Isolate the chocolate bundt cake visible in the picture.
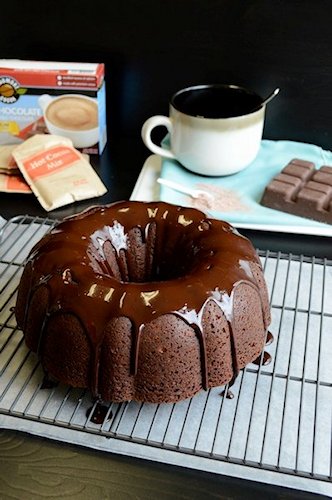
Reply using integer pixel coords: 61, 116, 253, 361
15, 201, 271, 403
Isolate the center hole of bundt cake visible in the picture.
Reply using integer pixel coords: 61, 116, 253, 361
88, 222, 199, 283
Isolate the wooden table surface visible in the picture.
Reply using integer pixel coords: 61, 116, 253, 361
0, 429, 325, 499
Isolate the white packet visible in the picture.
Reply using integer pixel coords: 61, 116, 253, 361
13, 134, 107, 211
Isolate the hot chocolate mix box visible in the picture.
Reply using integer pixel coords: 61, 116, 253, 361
0, 60, 107, 154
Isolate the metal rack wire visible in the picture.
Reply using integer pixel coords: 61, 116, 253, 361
0, 215, 331, 486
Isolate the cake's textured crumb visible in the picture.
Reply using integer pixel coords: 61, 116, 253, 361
15, 201, 271, 403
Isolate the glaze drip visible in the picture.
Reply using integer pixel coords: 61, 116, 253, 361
18, 201, 270, 399
86, 403, 111, 424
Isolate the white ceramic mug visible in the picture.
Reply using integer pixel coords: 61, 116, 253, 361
39, 94, 99, 148
141, 84, 266, 176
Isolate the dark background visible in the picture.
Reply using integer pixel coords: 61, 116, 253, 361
3, 0, 331, 148
1, 1, 331, 248
1, 3, 332, 497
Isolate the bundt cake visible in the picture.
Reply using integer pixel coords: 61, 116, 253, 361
15, 201, 271, 403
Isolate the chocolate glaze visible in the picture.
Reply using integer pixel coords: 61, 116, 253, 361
86, 403, 111, 424
221, 388, 234, 399
18, 201, 269, 398
266, 331, 274, 345
41, 373, 59, 389
252, 351, 272, 366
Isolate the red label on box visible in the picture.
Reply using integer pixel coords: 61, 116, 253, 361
0, 64, 104, 90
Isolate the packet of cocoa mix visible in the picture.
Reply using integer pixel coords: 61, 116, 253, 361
0, 173, 32, 193
0, 144, 20, 175
12, 134, 107, 211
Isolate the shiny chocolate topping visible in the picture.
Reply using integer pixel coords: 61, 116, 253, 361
22, 201, 268, 397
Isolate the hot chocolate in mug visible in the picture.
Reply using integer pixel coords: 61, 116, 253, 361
141, 84, 266, 176
39, 94, 99, 148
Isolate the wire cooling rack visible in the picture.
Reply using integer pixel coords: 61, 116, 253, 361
0, 215, 332, 494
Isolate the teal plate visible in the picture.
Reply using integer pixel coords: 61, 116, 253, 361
159, 139, 332, 235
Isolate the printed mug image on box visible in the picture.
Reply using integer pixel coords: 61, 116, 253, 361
0, 60, 107, 155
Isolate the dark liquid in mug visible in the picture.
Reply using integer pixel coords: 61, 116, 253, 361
172, 85, 262, 119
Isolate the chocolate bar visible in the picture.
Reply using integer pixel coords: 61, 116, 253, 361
261, 159, 332, 224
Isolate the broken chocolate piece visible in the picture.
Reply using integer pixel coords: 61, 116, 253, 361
261, 158, 332, 225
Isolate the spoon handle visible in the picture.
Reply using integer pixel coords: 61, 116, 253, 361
157, 178, 197, 197
261, 87, 280, 107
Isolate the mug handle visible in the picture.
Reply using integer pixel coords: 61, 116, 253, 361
141, 115, 175, 159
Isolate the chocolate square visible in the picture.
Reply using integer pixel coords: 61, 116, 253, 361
261, 159, 332, 224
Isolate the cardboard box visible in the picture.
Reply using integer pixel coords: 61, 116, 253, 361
0, 60, 107, 155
